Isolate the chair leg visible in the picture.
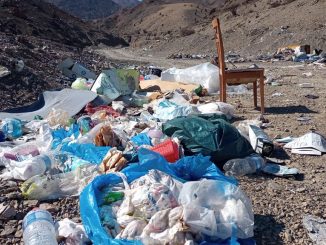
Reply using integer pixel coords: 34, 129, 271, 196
253, 81, 257, 108
219, 81, 223, 102
222, 80, 227, 102
259, 74, 265, 114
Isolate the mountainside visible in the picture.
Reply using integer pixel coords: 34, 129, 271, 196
103, 0, 326, 56
45, 0, 141, 20
112, 0, 141, 8
0, 0, 128, 47
0, 0, 127, 109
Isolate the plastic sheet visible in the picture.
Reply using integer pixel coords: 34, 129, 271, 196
161, 63, 219, 93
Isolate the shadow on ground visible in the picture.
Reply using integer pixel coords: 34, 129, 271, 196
254, 214, 285, 245
263, 105, 318, 115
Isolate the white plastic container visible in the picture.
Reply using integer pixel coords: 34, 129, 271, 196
23, 209, 58, 245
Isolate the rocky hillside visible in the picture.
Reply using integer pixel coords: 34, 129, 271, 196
45, 0, 141, 20
103, 0, 326, 56
0, 0, 128, 47
0, 0, 127, 109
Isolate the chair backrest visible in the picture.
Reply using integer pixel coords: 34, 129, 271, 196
212, 18, 226, 77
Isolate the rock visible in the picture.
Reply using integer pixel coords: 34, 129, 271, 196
0, 226, 16, 237
296, 187, 306, 193
39, 203, 57, 212
0, 203, 17, 220
14, 229, 22, 238
284, 230, 293, 242
0, 66, 11, 78
6, 181, 17, 188
15, 212, 25, 221
23, 200, 39, 207
6, 192, 21, 200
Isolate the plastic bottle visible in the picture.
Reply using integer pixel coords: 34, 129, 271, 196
0, 152, 66, 180
0, 118, 23, 139
23, 209, 58, 245
223, 154, 265, 177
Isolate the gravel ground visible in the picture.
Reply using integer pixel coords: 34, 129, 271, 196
0, 48, 325, 244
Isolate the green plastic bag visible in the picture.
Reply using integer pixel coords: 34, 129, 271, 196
162, 114, 254, 168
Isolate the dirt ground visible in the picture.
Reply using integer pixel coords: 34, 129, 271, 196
98, 47, 326, 245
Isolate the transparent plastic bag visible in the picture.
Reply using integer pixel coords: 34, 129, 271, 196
21, 165, 99, 200
161, 63, 219, 93
179, 179, 254, 240
46, 108, 70, 127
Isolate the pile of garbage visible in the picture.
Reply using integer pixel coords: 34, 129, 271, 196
1, 59, 325, 245
257, 44, 325, 64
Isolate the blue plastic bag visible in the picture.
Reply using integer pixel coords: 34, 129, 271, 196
60, 143, 110, 164
130, 133, 152, 147
80, 148, 242, 244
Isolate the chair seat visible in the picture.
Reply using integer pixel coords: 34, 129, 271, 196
226, 68, 264, 73
225, 68, 264, 84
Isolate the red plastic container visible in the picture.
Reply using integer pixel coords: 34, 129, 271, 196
151, 139, 179, 163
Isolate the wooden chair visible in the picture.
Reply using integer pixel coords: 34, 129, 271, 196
212, 18, 265, 113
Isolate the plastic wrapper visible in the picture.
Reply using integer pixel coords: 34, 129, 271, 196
94, 125, 120, 147
46, 108, 70, 127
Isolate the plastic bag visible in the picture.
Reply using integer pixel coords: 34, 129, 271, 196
21, 164, 99, 200
161, 63, 219, 93
153, 100, 199, 121
46, 108, 70, 127
179, 179, 254, 240
197, 102, 235, 120
80, 149, 238, 244
162, 115, 254, 168
56, 218, 90, 245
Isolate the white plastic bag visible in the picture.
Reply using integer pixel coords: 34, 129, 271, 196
179, 179, 254, 240
161, 63, 219, 93
197, 102, 235, 120
57, 218, 90, 245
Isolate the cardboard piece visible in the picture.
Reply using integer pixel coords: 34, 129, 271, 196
140, 79, 197, 93
58, 58, 97, 80
285, 132, 326, 155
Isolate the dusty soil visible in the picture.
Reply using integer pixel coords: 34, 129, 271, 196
96, 47, 326, 245
103, 0, 326, 57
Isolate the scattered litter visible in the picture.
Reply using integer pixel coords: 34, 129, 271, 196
285, 132, 326, 155
303, 215, 326, 245
262, 163, 299, 177
248, 125, 274, 157
274, 136, 294, 144
299, 83, 314, 88
272, 92, 284, 97
58, 58, 96, 80
305, 94, 319, 99
302, 72, 313, 77
161, 62, 219, 93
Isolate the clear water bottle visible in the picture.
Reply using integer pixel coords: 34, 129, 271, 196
23, 209, 58, 245
223, 154, 265, 177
